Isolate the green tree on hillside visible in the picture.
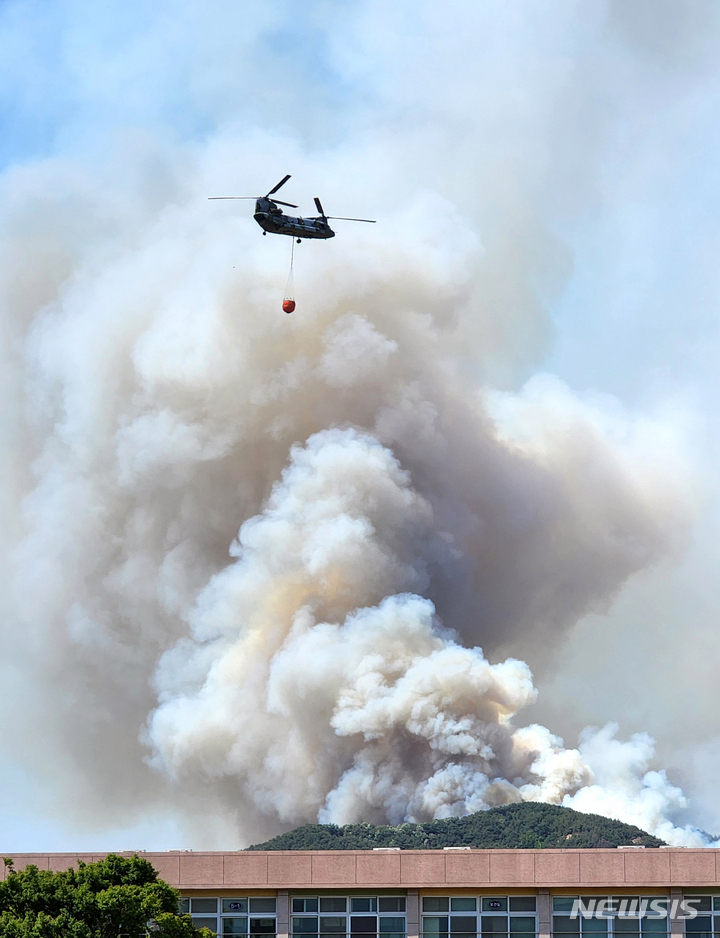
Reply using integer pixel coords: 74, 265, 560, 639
249, 802, 665, 850
0, 854, 213, 938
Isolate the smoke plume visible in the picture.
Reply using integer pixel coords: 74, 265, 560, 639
146, 422, 690, 838
1, 0, 719, 848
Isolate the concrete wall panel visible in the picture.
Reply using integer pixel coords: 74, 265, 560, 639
3, 849, 720, 890
669, 851, 716, 885
578, 852, 625, 885
148, 854, 181, 886
357, 852, 401, 886
2, 855, 50, 877
180, 853, 224, 886
267, 853, 312, 885
534, 852, 580, 885
489, 852, 535, 885
623, 851, 670, 885
224, 853, 269, 886
400, 853, 446, 885
445, 853, 490, 885
51, 854, 97, 872
312, 853, 357, 885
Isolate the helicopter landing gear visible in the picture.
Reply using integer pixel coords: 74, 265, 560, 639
297, 238, 302, 243
263, 231, 267, 235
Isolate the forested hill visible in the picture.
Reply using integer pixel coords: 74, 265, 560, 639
249, 803, 664, 850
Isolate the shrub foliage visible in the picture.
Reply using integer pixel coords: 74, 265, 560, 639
0, 853, 213, 938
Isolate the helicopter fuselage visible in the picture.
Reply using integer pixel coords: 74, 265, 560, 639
253, 197, 335, 239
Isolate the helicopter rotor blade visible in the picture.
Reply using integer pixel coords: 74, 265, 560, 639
326, 216, 376, 223
266, 174, 292, 196
208, 196, 298, 208
314, 197, 325, 216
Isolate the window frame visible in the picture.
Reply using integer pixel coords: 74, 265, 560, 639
421, 896, 538, 938
290, 896, 407, 938
551, 896, 671, 938
183, 896, 277, 937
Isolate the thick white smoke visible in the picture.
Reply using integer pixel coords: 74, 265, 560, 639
1, 0, 719, 848
145, 423, 698, 844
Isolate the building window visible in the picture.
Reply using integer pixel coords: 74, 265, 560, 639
322, 916, 347, 936
194, 900, 220, 915
296, 901, 320, 914
421, 896, 537, 938
690, 900, 713, 913
422, 915, 449, 938
193, 919, 219, 933
353, 900, 379, 914
322, 900, 348, 913
381, 917, 407, 938
685, 897, 712, 938
191, 898, 219, 933
483, 901, 508, 913
181, 896, 276, 937
294, 918, 320, 935
452, 917, 478, 937
225, 901, 251, 914
381, 901, 407, 914
511, 902, 537, 914
424, 901, 450, 914
251, 919, 277, 934
252, 900, 278, 914
224, 921, 249, 935
686, 920, 712, 938
291, 897, 407, 938
552, 896, 669, 938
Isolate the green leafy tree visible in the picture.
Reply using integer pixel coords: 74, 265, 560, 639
0, 854, 214, 938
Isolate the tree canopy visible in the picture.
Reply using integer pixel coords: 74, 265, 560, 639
249, 802, 665, 850
0, 853, 213, 938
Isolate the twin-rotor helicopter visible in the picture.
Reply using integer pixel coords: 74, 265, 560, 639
209, 174, 375, 313
209, 174, 375, 242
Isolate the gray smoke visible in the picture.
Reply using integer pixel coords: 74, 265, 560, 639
146, 420, 694, 841
1, 0, 718, 847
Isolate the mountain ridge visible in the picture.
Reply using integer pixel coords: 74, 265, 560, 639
249, 802, 664, 851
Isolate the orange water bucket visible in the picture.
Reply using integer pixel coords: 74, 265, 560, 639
282, 298, 296, 314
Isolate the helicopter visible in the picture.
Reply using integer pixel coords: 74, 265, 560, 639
208, 174, 376, 241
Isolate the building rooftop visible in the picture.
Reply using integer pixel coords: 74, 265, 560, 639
2, 849, 720, 890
